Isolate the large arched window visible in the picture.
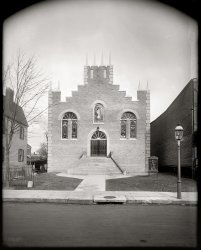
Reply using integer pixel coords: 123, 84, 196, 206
62, 112, 77, 139
120, 112, 137, 139
94, 103, 104, 123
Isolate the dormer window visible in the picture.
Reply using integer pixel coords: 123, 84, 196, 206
90, 69, 93, 79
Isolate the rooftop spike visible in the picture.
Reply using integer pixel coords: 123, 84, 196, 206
138, 81, 141, 90
85, 54, 88, 66
93, 53, 96, 65
109, 51, 111, 65
146, 81, 149, 91
49, 81, 52, 91
101, 51, 104, 66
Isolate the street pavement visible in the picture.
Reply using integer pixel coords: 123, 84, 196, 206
3, 202, 197, 247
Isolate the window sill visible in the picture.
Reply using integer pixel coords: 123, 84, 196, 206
120, 138, 137, 140
61, 138, 78, 140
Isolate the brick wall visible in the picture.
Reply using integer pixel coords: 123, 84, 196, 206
151, 80, 196, 168
48, 65, 150, 174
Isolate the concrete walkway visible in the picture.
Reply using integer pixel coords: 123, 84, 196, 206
3, 189, 197, 205
74, 175, 105, 191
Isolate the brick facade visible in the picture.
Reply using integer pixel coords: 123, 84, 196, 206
150, 79, 198, 171
48, 64, 150, 174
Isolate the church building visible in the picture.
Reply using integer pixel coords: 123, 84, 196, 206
48, 59, 150, 175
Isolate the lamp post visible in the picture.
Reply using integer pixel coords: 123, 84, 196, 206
175, 124, 184, 199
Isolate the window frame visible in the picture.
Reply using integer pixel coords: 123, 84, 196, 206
93, 103, 104, 124
19, 126, 24, 140
61, 112, 78, 140
18, 149, 24, 162
120, 112, 137, 139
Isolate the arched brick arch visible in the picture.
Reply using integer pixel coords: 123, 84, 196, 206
87, 128, 110, 157
58, 109, 81, 120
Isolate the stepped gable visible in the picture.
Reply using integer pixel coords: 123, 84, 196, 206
65, 64, 135, 105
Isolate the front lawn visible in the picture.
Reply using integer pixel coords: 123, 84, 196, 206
106, 173, 197, 192
5, 172, 83, 190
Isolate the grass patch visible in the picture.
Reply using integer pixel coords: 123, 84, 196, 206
6, 172, 83, 190
106, 173, 197, 192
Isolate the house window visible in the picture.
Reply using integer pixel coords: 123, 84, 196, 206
62, 112, 77, 139
120, 120, 127, 138
72, 120, 77, 138
120, 112, 137, 139
94, 103, 104, 123
62, 120, 68, 139
20, 126, 24, 139
18, 149, 24, 162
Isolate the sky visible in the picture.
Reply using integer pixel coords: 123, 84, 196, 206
3, 0, 198, 152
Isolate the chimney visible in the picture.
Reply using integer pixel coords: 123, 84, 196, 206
6, 88, 14, 103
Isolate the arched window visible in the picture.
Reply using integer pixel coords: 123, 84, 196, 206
62, 112, 77, 139
120, 112, 137, 139
94, 103, 104, 123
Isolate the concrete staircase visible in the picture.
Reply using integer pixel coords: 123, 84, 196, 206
68, 157, 123, 175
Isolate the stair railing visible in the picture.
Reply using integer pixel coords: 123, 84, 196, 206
109, 152, 127, 175
79, 151, 87, 159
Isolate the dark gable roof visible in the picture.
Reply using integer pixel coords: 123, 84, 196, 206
3, 96, 28, 127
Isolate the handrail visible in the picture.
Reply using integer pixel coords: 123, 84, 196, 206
110, 152, 127, 175
79, 151, 86, 159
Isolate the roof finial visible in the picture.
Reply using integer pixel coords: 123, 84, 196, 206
85, 53, 88, 66
101, 51, 104, 66
57, 81, 60, 90
146, 80, 149, 91
49, 81, 52, 91
109, 51, 111, 65
138, 81, 141, 90
93, 53, 96, 65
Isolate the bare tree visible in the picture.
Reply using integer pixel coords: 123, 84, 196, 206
3, 51, 49, 186
36, 142, 48, 158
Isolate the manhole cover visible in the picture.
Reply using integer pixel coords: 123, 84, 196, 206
104, 196, 116, 199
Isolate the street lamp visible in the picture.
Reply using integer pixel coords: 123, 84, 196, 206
175, 124, 184, 199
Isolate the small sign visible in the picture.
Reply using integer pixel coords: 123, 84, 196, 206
148, 156, 158, 173
27, 181, 33, 188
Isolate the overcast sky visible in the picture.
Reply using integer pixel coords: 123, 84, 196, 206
3, 0, 198, 152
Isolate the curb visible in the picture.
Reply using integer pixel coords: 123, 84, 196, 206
3, 198, 197, 205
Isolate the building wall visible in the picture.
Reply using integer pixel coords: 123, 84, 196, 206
48, 65, 150, 174
3, 118, 28, 167
151, 79, 197, 168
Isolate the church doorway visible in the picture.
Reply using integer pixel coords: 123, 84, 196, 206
90, 130, 107, 157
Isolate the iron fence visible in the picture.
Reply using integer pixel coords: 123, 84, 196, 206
6, 165, 34, 187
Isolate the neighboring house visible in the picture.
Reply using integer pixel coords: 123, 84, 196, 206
3, 87, 28, 168
48, 61, 150, 175
150, 78, 198, 177
30, 153, 47, 172
27, 144, 32, 164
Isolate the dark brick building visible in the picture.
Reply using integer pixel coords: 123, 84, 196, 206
151, 78, 198, 177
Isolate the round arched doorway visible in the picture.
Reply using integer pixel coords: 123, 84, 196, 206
90, 128, 107, 157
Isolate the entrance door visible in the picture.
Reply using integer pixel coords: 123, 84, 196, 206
91, 140, 107, 156
90, 130, 107, 157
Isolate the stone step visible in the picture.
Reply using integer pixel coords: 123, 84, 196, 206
68, 157, 122, 175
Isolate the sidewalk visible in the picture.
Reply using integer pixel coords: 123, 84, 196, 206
3, 189, 197, 205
